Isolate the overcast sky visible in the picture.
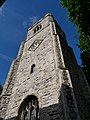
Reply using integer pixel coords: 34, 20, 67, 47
0, 0, 81, 86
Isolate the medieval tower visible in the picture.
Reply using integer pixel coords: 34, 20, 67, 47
0, 13, 90, 120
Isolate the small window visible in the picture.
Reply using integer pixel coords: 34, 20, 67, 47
37, 26, 39, 31
33, 24, 42, 34
31, 64, 35, 73
33, 29, 36, 34
39, 24, 42, 29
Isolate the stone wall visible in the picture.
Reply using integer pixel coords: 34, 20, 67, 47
54, 19, 90, 119
0, 42, 25, 119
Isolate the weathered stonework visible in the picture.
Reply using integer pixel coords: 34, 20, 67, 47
0, 13, 90, 120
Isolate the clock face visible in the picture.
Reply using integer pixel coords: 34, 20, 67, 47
28, 39, 43, 51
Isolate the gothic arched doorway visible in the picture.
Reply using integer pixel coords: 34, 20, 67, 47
18, 95, 39, 120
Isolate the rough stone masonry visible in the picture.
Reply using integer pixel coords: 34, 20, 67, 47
0, 13, 90, 120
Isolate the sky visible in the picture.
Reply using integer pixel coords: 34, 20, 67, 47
0, 0, 81, 86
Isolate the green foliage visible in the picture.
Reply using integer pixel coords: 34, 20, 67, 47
61, 0, 90, 52
78, 32, 90, 53
61, 0, 90, 86
0, 84, 3, 95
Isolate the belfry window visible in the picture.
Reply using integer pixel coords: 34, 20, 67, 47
19, 95, 39, 120
33, 24, 42, 34
31, 64, 35, 73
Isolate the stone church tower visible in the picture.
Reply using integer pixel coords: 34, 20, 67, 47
0, 13, 90, 120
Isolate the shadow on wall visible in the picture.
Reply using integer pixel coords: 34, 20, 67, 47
4, 95, 65, 120
18, 93, 64, 120
1, 83, 90, 120
4, 84, 79, 120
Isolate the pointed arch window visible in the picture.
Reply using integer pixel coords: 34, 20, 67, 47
19, 95, 39, 120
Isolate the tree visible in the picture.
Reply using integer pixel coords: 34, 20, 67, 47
0, 84, 3, 95
60, 0, 90, 86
